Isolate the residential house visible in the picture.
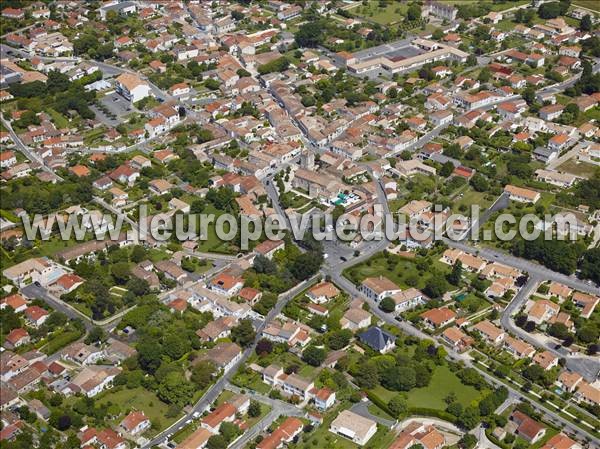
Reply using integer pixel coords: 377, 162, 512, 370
329, 410, 377, 446
358, 327, 396, 353
420, 307, 456, 330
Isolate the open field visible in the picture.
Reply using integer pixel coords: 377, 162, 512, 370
405, 365, 485, 410
344, 252, 450, 291
573, 0, 600, 12
96, 386, 180, 434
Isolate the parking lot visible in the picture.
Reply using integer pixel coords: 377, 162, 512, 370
96, 91, 135, 126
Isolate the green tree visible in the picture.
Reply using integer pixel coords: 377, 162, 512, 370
406, 4, 421, 21
447, 261, 463, 286
157, 371, 194, 406
326, 329, 353, 350
580, 14, 592, 31
231, 319, 256, 347
388, 395, 407, 417
440, 161, 455, 178
207, 434, 228, 449
248, 400, 261, 417
380, 297, 396, 313
302, 345, 326, 366
191, 361, 216, 388
295, 21, 324, 47
84, 326, 107, 345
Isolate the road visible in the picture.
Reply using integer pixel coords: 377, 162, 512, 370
0, 115, 64, 181
328, 259, 600, 444
142, 274, 319, 449
444, 239, 600, 296
501, 276, 600, 381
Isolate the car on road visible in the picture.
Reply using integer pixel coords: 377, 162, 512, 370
33, 281, 41, 287
340, 256, 347, 262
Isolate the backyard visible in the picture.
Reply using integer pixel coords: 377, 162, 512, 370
96, 386, 180, 435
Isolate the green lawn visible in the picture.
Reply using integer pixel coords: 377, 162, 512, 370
297, 402, 395, 449
573, 0, 600, 12
405, 365, 485, 410
47, 108, 70, 129
344, 252, 450, 291
349, 0, 407, 25
195, 204, 238, 254
370, 364, 484, 412
557, 159, 598, 179
451, 189, 493, 214
96, 387, 180, 434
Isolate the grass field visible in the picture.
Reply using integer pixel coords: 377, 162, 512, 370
451, 189, 493, 214
344, 252, 450, 291
47, 108, 70, 129
573, 0, 600, 12
96, 387, 179, 434
405, 365, 484, 409
348, 0, 408, 25
370, 364, 484, 412
557, 159, 598, 179
195, 204, 237, 254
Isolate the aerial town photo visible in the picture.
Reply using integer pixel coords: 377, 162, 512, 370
1, 1, 600, 449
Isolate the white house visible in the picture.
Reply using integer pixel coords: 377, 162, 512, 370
115, 73, 151, 103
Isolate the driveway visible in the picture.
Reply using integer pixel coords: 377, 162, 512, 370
350, 400, 396, 428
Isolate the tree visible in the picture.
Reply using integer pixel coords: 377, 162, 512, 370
354, 362, 379, 388
440, 162, 455, 178
380, 296, 396, 313
469, 173, 489, 192
388, 395, 407, 417
432, 29, 444, 40
548, 322, 570, 340
157, 371, 194, 406
290, 251, 323, 281
478, 67, 491, 83
423, 277, 449, 299
302, 345, 326, 366
447, 261, 463, 286
459, 406, 481, 430
580, 14, 592, 31
248, 400, 261, 417
406, 4, 421, 21
207, 435, 228, 449
255, 338, 273, 356
137, 337, 163, 374
579, 248, 600, 285
191, 361, 216, 388
84, 326, 107, 345
326, 329, 352, 350
459, 433, 477, 449
295, 21, 324, 48
231, 319, 256, 347
523, 364, 545, 383
538, 2, 562, 19
163, 333, 191, 360
577, 325, 599, 344
219, 421, 241, 443
381, 366, 416, 391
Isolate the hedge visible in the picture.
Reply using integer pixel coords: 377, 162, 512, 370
367, 390, 459, 425
42, 330, 83, 354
